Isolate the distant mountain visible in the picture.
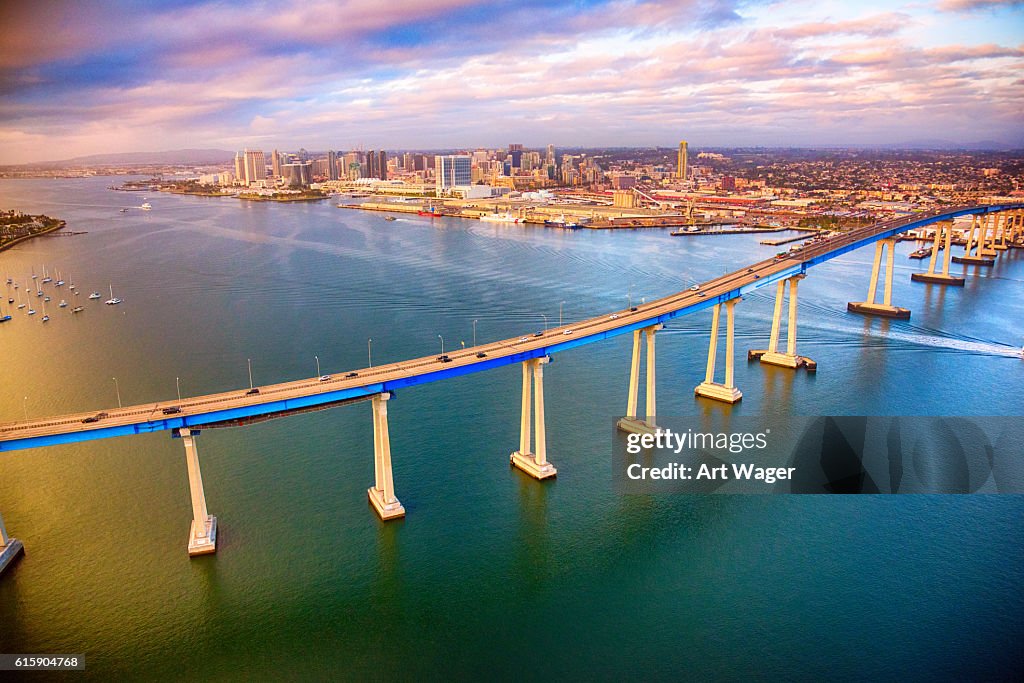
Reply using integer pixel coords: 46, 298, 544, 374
880, 139, 1019, 151
25, 148, 235, 167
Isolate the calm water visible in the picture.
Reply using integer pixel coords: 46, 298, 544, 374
1, 178, 1022, 680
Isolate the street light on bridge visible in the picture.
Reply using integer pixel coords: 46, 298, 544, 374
472, 319, 478, 347
315, 355, 321, 378
368, 338, 373, 368
541, 314, 548, 333
438, 334, 444, 356
247, 358, 253, 390
176, 376, 181, 403
112, 377, 122, 409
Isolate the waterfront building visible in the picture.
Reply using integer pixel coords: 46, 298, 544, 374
677, 140, 688, 180
244, 149, 267, 186
327, 150, 339, 181
234, 152, 245, 184
271, 150, 282, 177
435, 155, 472, 195
377, 151, 388, 180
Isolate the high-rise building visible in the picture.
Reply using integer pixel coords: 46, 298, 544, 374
365, 151, 377, 180
546, 144, 555, 166
282, 161, 312, 187
677, 141, 688, 180
327, 150, 338, 180
377, 150, 387, 180
508, 143, 523, 170
234, 152, 245, 183
271, 149, 281, 177
243, 149, 266, 185
435, 155, 472, 194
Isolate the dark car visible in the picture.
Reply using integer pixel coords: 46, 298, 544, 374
345, 372, 359, 378
82, 411, 109, 424
476, 352, 487, 358
162, 406, 182, 415
246, 388, 260, 395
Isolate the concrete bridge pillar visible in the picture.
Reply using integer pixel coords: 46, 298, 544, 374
748, 275, 816, 370
618, 323, 663, 434
368, 392, 405, 520
179, 428, 217, 556
695, 298, 743, 404
954, 214, 995, 266
992, 212, 1009, 251
510, 357, 557, 479
848, 238, 911, 319
0, 512, 25, 576
912, 220, 965, 286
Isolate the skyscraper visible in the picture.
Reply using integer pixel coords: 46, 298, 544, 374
435, 155, 472, 194
546, 144, 555, 166
327, 150, 338, 180
377, 150, 387, 180
243, 149, 266, 185
271, 149, 282, 177
677, 141, 688, 180
234, 152, 245, 183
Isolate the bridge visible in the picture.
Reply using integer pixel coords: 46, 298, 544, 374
1, 203, 1021, 566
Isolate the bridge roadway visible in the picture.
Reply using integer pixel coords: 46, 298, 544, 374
1, 203, 1020, 452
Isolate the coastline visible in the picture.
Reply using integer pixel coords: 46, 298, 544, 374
0, 219, 66, 253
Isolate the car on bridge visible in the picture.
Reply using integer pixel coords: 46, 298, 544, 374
81, 412, 109, 424
319, 375, 332, 382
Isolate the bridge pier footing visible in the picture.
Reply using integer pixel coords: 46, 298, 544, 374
848, 238, 911, 319
617, 324, 663, 434
511, 357, 557, 479
748, 275, 815, 372
695, 298, 743, 404
911, 220, 965, 286
180, 428, 217, 556
0, 513, 24, 576
368, 393, 405, 520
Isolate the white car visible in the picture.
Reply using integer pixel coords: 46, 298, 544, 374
518, 336, 529, 342
319, 375, 332, 382
609, 314, 620, 320
689, 285, 700, 291
562, 329, 574, 335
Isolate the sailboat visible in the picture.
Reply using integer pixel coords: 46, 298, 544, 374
16, 289, 26, 310
104, 284, 122, 305
41, 298, 49, 322
72, 306, 84, 313
59, 299, 68, 308
88, 291, 101, 299
55, 270, 65, 286
41, 266, 52, 284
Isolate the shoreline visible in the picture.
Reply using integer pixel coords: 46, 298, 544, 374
0, 219, 66, 253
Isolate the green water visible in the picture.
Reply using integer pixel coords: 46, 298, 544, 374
1, 179, 1022, 679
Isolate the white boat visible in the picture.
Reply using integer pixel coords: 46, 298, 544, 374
41, 299, 49, 322
479, 211, 521, 224
56, 271, 65, 286
104, 284, 122, 305
16, 290, 25, 309
140, 202, 152, 210
27, 307, 36, 315
72, 306, 84, 313
59, 299, 67, 308
88, 291, 102, 299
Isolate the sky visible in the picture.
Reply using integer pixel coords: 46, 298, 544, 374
0, 0, 1022, 164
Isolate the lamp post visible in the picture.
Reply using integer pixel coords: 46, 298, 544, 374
176, 376, 181, 403
541, 314, 548, 333
438, 334, 444, 355
112, 377, 122, 409
473, 319, 478, 347
368, 338, 373, 367
315, 354, 321, 378
23, 396, 27, 421
247, 358, 253, 389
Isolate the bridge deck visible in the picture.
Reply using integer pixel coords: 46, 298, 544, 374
1, 203, 1019, 452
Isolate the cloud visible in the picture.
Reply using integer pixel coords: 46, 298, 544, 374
938, 0, 1024, 11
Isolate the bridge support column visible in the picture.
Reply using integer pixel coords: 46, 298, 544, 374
848, 238, 910, 319
618, 324, 664, 434
954, 214, 995, 266
0, 512, 25, 577
368, 392, 405, 520
979, 214, 998, 257
748, 275, 816, 370
180, 428, 217, 556
510, 357, 557, 479
695, 298, 743, 404
912, 220, 964, 286
992, 212, 1009, 251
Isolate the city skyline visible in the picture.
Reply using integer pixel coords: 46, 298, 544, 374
1, 0, 1023, 164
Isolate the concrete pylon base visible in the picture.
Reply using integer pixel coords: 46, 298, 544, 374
616, 417, 658, 435
952, 255, 995, 266
748, 350, 817, 371
368, 487, 406, 520
187, 516, 217, 556
911, 273, 965, 286
993, 245, 1008, 251
694, 382, 743, 404
847, 302, 911, 319
0, 539, 25, 576
510, 451, 557, 480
